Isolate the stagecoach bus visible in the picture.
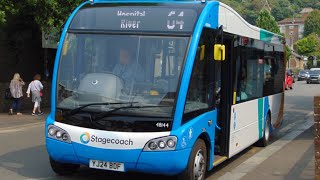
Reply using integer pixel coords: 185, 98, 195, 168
45, 0, 285, 179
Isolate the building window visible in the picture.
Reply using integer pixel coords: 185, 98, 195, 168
299, 25, 304, 34
289, 25, 294, 29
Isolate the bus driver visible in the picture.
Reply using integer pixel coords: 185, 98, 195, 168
112, 48, 144, 93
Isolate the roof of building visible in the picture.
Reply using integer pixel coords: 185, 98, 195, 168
278, 17, 305, 25
300, 8, 313, 14
291, 51, 303, 59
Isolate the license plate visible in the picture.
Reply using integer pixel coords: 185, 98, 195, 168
89, 160, 124, 172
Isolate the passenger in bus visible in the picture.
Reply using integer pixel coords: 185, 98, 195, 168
112, 48, 144, 93
264, 58, 272, 81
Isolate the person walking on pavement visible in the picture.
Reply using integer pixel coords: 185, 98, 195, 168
26, 74, 43, 116
9, 73, 25, 115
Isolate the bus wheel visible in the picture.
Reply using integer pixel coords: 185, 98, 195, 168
49, 157, 80, 176
256, 114, 271, 147
178, 139, 207, 180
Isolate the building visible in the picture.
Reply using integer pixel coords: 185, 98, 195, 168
278, 8, 314, 49
288, 51, 304, 70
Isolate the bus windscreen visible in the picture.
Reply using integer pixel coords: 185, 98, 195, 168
70, 4, 201, 33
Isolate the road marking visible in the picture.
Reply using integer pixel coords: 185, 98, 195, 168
218, 117, 314, 180
0, 122, 43, 134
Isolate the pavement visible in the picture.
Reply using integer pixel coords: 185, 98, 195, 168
0, 110, 48, 133
0, 111, 316, 180
217, 113, 315, 180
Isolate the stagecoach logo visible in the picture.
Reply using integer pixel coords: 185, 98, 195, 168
80, 132, 90, 144
92, 80, 99, 85
79, 132, 134, 146
117, 10, 146, 17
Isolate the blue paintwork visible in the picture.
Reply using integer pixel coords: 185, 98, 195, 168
264, 96, 273, 133
170, 110, 217, 170
47, 136, 191, 175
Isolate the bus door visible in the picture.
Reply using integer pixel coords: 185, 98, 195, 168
212, 30, 237, 163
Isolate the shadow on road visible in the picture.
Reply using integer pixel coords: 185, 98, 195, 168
0, 145, 176, 179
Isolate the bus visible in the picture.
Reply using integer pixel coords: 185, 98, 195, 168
45, 0, 285, 179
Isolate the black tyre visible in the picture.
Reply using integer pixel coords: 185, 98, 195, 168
50, 157, 80, 176
256, 114, 271, 147
178, 139, 207, 180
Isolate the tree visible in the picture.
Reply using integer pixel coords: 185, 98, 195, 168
271, 0, 294, 21
256, 9, 280, 34
286, 45, 292, 62
304, 10, 320, 37
29, 0, 85, 33
0, 0, 84, 32
0, 0, 18, 25
295, 33, 320, 55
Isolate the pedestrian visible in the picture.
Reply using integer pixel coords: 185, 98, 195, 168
26, 74, 43, 116
9, 73, 25, 115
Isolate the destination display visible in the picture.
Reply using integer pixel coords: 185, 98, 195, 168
70, 5, 199, 33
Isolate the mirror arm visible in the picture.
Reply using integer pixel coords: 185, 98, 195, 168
219, 25, 223, 44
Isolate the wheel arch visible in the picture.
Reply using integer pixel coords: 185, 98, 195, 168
198, 132, 213, 171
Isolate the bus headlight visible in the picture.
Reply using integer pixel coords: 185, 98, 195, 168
56, 131, 62, 138
158, 141, 166, 149
148, 142, 158, 150
48, 127, 56, 136
47, 125, 71, 143
143, 136, 177, 151
167, 139, 176, 148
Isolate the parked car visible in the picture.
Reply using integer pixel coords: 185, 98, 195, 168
285, 70, 294, 90
306, 70, 320, 84
297, 70, 310, 81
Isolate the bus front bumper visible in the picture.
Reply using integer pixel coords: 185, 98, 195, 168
46, 138, 191, 176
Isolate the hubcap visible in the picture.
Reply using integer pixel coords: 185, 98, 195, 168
265, 118, 270, 141
193, 149, 205, 180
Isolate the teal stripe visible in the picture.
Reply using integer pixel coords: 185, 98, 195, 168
260, 29, 283, 45
258, 98, 264, 138
260, 29, 273, 42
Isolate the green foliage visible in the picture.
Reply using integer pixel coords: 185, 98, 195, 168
295, 33, 320, 55
0, 0, 84, 32
271, 0, 294, 21
304, 10, 320, 36
0, 11, 5, 25
256, 9, 280, 34
30, 0, 85, 33
286, 45, 292, 62
220, 0, 319, 27
0, 0, 16, 25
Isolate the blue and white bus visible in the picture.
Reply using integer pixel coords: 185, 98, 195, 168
46, 0, 285, 179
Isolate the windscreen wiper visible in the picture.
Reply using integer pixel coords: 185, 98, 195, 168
92, 105, 172, 121
62, 102, 138, 117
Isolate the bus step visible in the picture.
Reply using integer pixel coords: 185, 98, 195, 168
213, 155, 228, 167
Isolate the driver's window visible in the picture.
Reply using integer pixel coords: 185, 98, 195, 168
183, 30, 215, 123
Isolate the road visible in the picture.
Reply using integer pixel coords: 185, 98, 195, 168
0, 80, 317, 180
